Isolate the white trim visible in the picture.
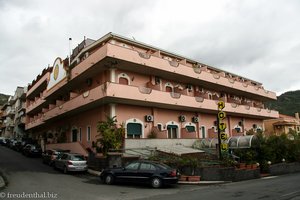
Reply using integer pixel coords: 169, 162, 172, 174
211, 126, 217, 133
166, 121, 180, 138
208, 92, 213, 100
200, 125, 206, 139
79, 127, 82, 142
125, 118, 144, 138
110, 104, 116, 118
117, 73, 131, 85
110, 68, 116, 83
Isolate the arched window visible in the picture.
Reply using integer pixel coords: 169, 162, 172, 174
166, 121, 180, 138
126, 118, 144, 138
165, 82, 173, 92
184, 122, 197, 133
117, 73, 131, 85
234, 125, 242, 133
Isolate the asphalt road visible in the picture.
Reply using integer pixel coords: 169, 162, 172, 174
1, 145, 300, 200
0, 145, 200, 200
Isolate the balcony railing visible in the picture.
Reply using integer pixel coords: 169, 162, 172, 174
26, 82, 279, 130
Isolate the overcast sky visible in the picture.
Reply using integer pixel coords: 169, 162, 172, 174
0, 0, 299, 96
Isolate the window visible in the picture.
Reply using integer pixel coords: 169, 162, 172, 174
72, 129, 78, 142
79, 127, 82, 142
235, 127, 241, 133
201, 126, 206, 138
186, 125, 196, 132
127, 123, 142, 138
125, 162, 140, 170
157, 123, 163, 131
140, 163, 156, 171
117, 73, 130, 85
87, 126, 91, 141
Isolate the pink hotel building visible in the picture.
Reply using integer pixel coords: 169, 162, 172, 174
25, 32, 279, 150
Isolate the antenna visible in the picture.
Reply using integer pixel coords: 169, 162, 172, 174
69, 37, 72, 66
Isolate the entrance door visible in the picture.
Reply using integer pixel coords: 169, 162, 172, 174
167, 125, 178, 138
72, 129, 78, 142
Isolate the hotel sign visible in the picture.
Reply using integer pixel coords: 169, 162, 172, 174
217, 101, 228, 159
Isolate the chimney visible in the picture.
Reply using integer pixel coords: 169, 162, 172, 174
295, 112, 299, 121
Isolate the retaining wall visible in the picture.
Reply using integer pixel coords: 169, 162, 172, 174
269, 162, 300, 175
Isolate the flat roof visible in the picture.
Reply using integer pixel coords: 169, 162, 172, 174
72, 32, 263, 86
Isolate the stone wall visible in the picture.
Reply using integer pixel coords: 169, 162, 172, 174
269, 162, 300, 175
181, 166, 260, 181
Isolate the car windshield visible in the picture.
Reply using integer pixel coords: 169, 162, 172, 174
71, 155, 85, 161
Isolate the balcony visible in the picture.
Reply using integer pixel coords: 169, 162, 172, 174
27, 82, 278, 130
105, 83, 278, 119
26, 96, 46, 114
106, 43, 276, 101
26, 116, 45, 130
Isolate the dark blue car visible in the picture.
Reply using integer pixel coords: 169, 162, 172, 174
100, 160, 178, 188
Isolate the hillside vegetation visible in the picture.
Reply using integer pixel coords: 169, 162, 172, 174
0, 93, 9, 106
267, 90, 300, 116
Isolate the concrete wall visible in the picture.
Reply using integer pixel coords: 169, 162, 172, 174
269, 162, 300, 175
125, 138, 198, 149
181, 167, 260, 181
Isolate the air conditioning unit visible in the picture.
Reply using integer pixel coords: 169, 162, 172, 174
145, 115, 154, 122
192, 116, 199, 123
179, 115, 186, 122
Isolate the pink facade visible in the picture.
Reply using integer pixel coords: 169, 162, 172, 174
25, 33, 278, 150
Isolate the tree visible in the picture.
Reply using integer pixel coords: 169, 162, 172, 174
96, 116, 125, 155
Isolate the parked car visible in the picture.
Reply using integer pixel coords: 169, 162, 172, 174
12, 141, 23, 151
42, 149, 70, 166
53, 153, 88, 174
0, 137, 6, 145
22, 144, 42, 157
8, 139, 17, 149
100, 160, 179, 188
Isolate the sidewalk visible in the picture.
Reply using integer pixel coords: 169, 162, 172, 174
87, 168, 227, 185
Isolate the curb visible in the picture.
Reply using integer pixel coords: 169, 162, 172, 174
178, 180, 229, 185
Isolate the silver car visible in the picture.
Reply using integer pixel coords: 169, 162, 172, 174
53, 153, 88, 174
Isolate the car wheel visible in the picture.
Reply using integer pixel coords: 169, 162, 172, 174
151, 177, 162, 188
104, 174, 114, 185
63, 166, 68, 174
